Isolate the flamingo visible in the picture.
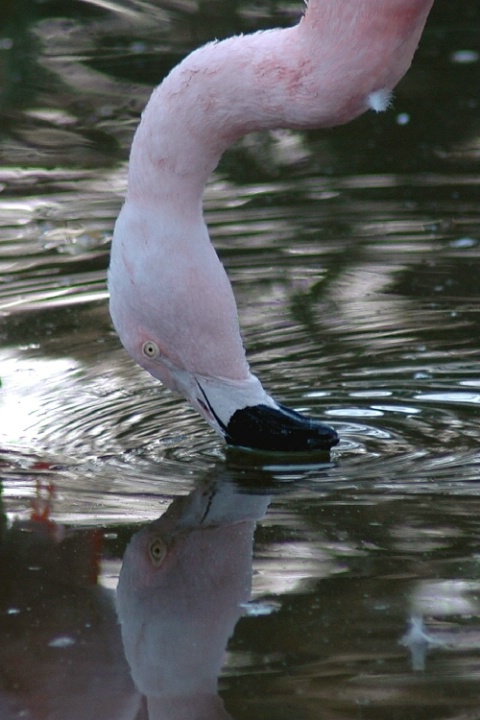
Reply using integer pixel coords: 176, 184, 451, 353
108, 0, 434, 452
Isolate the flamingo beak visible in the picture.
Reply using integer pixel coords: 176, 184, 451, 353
224, 402, 339, 453
191, 375, 339, 453
149, 356, 339, 453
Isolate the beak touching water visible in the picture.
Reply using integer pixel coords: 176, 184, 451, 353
149, 356, 339, 453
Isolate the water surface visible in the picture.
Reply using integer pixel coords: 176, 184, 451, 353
1, 0, 480, 717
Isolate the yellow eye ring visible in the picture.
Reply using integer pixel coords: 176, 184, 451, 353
142, 341, 159, 358
149, 537, 167, 566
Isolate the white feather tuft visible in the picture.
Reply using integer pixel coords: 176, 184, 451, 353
367, 87, 394, 113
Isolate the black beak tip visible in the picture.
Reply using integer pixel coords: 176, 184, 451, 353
225, 402, 339, 453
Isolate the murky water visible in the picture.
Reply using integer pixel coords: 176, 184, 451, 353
1, 0, 480, 717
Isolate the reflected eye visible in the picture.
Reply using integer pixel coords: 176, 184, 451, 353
142, 341, 159, 359
149, 537, 167, 566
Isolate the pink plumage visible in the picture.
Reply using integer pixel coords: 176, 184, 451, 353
109, 0, 434, 452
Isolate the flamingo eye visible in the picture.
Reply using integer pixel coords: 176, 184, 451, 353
149, 537, 167, 566
142, 340, 159, 358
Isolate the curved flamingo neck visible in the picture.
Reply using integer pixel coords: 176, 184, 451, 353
109, 0, 434, 437
126, 0, 433, 211
126, 27, 298, 213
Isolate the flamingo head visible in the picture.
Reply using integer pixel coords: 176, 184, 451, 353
108, 204, 338, 453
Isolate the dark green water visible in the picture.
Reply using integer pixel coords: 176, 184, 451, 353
1, 1, 480, 717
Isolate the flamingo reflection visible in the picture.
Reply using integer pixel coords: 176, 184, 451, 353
117, 477, 271, 719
